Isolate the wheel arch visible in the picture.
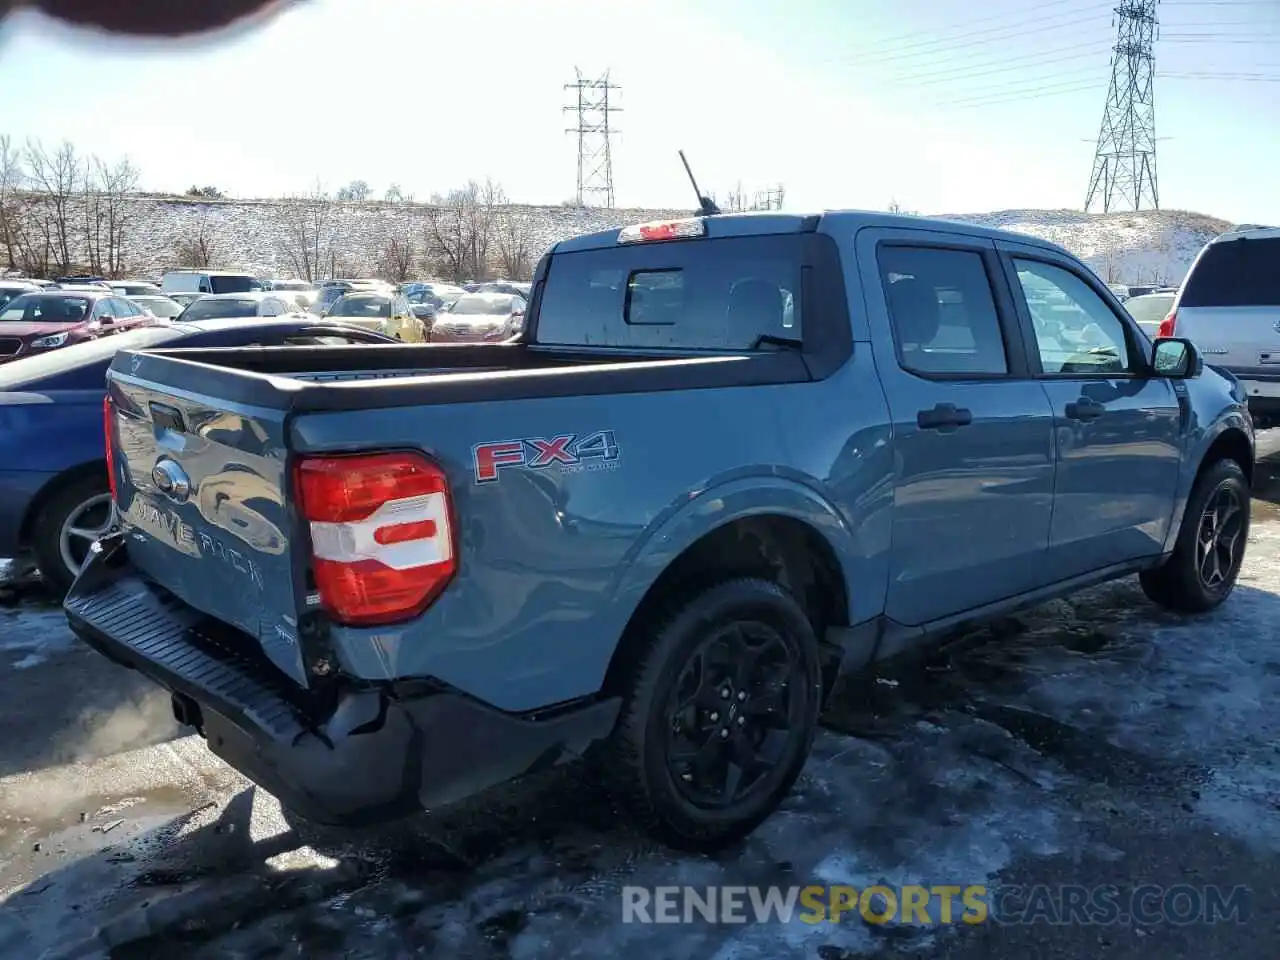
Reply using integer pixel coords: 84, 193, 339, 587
1198, 425, 1253, 488
1162, 420, 1254, 555
18, 460, 108, 547
601, 480, 860, 702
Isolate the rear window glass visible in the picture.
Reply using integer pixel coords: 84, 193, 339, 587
535, 235, 801, 349
1181, 237, 1280, 308
180, 298, 259, 321
209, 275, 261, 294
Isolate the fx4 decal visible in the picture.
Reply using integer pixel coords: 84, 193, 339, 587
473, 431, 621, 483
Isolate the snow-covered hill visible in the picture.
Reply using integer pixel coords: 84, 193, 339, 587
9, 197, 1233, 287
937, 208, 1232, 286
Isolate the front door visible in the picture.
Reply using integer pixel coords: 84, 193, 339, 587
999, 245, 1183, 579
857, 228, 1057, 626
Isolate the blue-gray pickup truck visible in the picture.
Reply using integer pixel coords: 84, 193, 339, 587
65, 211, 1254, 851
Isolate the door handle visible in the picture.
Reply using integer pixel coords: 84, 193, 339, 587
917, 403, 973, 430
1064, 398, 1105, 421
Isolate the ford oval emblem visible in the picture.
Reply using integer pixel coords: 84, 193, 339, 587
152, 458, 192, 503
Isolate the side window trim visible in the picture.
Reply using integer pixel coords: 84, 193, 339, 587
996, 246, 1151, 379
875, 237, 1031, 382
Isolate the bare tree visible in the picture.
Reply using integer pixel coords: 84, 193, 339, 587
471, 178, 503, 279
24, 139, 81, 274
0, 135, 22, 270
98, 157, 139, 277
423, 188, 471, 281
495, 212, 532, 280
725, 181, 748, 213
377, 234, 416, 282
1099, 239, 1120, 283
337, 179, 371, 202
175, 215, 221, 269
276, 182, 334, 282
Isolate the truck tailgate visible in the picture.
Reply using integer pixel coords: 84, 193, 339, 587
107, 370, 309, 686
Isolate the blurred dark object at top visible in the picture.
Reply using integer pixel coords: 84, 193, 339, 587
1, 0, 293, 36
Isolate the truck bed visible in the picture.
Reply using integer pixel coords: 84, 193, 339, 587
117, 341, 813, 411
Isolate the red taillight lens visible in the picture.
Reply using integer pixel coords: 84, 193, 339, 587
295, 452, 456, 626
103, 395, 117, 500
1157, 312, 1176, 339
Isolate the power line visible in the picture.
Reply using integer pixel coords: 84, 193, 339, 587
1160, 35, 1280, 40
847, 6, 1114, 65
860, 0, 1100, 47
1086, 0, 1160, 213
1159, 71, 1280, 79
935, 77, 1101, 109
888, 47, 1106, 85
563, 68, 620, 208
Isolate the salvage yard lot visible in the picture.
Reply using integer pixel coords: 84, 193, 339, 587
3, 451, 1280, 958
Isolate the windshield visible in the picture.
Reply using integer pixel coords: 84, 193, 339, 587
209, 275, 261, 294
0, 287, 33, 310
1125, 294, 1175, 325
0, 325, 184, 389
329, 295, 391, 318
134, 297, 185, 318
179, 298, 259, 320
0, 294, 91, 323
449, 295, 514, 316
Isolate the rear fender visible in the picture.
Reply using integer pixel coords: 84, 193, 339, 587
600, 475, 870, 656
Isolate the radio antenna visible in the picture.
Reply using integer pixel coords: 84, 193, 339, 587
678, 150, 721, 217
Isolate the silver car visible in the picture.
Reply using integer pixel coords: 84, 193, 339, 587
1161, 226, 1280, 425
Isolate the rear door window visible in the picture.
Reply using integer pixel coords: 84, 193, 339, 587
878, 245, 1009, 375
535, 235, 801, 349
1181, 237, 1280, 307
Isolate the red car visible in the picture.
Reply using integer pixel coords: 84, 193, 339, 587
0, 290, 156, 363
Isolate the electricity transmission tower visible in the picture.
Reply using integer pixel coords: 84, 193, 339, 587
564, 69, 621, 208
1085, 0, 1160, 213
753, 186, 786, 211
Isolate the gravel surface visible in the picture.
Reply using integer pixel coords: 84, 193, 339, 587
1, 454, 1279, 958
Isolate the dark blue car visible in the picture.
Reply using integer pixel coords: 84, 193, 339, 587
0, 317, 395, 589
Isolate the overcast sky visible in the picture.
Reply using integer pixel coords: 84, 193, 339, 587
0, 0, 1276, 221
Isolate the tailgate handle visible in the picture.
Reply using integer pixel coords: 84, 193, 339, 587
150, 402, 185, 433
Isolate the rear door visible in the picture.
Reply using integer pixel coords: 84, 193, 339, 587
999, 241, 1182, 578
1173, 234, 1280, 396
855, 226, 1058, 626
108, 371, 308, 684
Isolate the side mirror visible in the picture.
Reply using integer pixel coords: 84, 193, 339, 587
1152, 337, 1201, 379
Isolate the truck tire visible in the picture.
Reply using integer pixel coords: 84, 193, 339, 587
1139, 458, 1249, 613
602, 578, 823, 851
31, 473, 113, 594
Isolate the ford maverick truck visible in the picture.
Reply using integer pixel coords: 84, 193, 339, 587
65, 211, 1254, 850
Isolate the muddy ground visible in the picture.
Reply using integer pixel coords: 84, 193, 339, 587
3, 452, 1280, 958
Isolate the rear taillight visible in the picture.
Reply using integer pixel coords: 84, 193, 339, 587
1157, 311, 1176, 339
295, 451, 456, 626
103, 395, 117, 500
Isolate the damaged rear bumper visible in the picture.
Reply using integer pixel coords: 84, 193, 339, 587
63, 535, 620, 827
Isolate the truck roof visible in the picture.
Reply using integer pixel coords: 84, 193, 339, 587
553, 210, 1076, 259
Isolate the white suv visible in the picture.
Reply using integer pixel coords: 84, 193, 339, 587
1160, 225, 1280, 425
